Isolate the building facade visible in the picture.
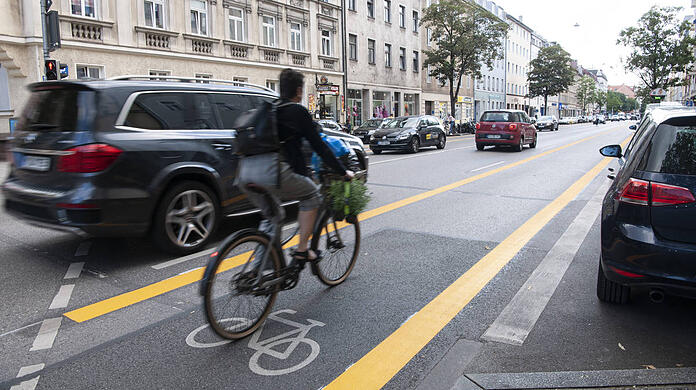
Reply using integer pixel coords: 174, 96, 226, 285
505, 15, 531, 113
472, 0, 505, 121
0, 0, 347, 136
528, 31, 548, 117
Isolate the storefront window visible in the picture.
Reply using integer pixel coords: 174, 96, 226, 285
404, 94, 416, 116
347, 89, 362, 127
319, 94, 338, 120
372, 91, 391, 118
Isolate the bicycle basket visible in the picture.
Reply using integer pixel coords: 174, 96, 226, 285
327, 179, 370, 223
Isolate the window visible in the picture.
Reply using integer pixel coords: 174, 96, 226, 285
194, 73, 211, 83
76, 65, 102, 79
266, 80, 279, 93
367, 39, 375, 64
398, 5, 405, 28
232, 77, 248, 86
124, 93, 216, 130
71, 0, 96, 18
229, 8, 245, 42
349, 34, 357, 60
321, 30, 332, 56
211, 94, 256, 129
348, 0, 356, 11
426, 64, 431, 83
384, 0, 391, 23
149, 69, 170, 80
262, 16, 276, 47
426, 28, 431, 46
367, 0, 374, 18
412, 51, 419, 72
145, 0, 165, 29
412, 11, 418, 32
290, 22, 302, 51
399, 47, 406, 70
384, 43, 392, 67
643, 123, 696, 175
190, 0, 208, 35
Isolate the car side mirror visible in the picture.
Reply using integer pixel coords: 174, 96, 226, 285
531, 119, 536, 124
600, 145, 622, 158
629, 124, 637, 131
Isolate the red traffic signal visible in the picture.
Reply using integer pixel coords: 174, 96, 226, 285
45, 59, 58, 80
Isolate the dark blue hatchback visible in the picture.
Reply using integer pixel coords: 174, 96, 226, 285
598, 106, 696, 303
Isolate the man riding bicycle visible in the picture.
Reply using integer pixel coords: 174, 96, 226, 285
240, 68, 354, 264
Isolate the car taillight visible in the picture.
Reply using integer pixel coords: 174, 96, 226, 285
508, 123, 518, 131
617, 178, 695, 207
58, 144, 122, 173
475, 123, 480, 130
617, 178, 649, 205
651, 182, 695, 206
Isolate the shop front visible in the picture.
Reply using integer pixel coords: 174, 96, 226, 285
404, 94, 417, 116
316, 83, 340, 120
347, 89, 363, 127
372, 91, 392, 118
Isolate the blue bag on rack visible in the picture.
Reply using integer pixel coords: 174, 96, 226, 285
312, 134, 351, 172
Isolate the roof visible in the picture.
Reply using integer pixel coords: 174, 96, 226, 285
647, 106, 696, 124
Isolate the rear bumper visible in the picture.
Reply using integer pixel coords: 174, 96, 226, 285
475, 132, 520, 146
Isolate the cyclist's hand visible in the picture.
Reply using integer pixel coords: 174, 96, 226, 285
344, 170, 355, 181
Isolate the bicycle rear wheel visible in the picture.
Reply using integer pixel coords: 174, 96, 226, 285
204, 232, 281, 339
311, 213, 360, 286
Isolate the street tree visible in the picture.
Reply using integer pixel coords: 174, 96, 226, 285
421, 0, 508, 117
575, 75, 597, 115
622, 97, 639, 112
593, 90, 607, 112
606, 91, 627, 113
528, 44, 576, 116
618, 6, 696, 103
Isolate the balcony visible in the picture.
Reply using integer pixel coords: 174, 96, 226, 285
259, 47, 284, 63
319, 56, 338, 70
183, 34, 220, 55
135, 26, 179, 50
224, 40, 255, 59
290, 53, 309, 66
60, 15, 114, 43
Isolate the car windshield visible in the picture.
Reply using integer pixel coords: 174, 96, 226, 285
481, 112, 514, 122
360, 119, 383, 128
539, 116, 553, 121
381, 117, 420, 129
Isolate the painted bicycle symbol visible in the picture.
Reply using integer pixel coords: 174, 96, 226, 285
185, 309, 325, 376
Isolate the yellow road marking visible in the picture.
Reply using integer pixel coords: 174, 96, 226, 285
63, 128, 623, 323
324, 136, 631, 390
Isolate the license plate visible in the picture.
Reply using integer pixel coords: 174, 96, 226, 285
488, 134, 501, 139
22, 155, 51, 171
378, 141, 390, 145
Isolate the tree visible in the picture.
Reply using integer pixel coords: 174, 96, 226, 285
575, 75, 597, 115
606, 91, 627, 113
622, 97, 639, 112
421, 0, 508, 117
528, 44, 576, 116
593, 90, 607, 111
618, 6, 696, 103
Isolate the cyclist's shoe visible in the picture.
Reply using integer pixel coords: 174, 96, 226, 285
291, 249, 323, 264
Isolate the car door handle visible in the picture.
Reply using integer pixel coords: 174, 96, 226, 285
607, 174, 616, 180
608, 167, 615, 172
212, 143, 233, 150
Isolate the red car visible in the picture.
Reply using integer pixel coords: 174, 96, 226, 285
475, 110, 538, 151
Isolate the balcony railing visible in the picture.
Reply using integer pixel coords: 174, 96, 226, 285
192, 39, 213, 54
135, 26, 179, 50
291, 53, 308, 66
71, 21, 102, 41
321, 58, 336, 70
263, 49, 281, 63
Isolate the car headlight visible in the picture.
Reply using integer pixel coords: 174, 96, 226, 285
396, 133, 409, 140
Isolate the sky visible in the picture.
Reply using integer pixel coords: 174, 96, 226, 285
493, 0, 693, 87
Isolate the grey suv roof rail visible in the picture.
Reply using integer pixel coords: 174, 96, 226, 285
107, 75, 277, 94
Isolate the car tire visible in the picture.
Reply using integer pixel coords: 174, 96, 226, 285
153, 181, 220, 255
596, 262, 630, 304
372, 148, 382, 155
409, 137, 420, 153
436, 134, 446, 149
555, 124, 559, 131
476, 143, 485, 151
515, 137, 524, 152
530, 135, 537, 148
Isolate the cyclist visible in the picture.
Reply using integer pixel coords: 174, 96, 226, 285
241, 68, 354, 263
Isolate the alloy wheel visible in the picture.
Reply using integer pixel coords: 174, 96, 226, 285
165, 189, 216, 248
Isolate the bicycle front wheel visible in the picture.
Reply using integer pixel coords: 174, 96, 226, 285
311, 213, 360, 286
204, 232, 281, 339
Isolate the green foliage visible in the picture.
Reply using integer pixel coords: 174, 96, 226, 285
421, 0, 508, 115
622, 97, 639, 112
575, 75, 597, 115
606, 91, 627, 112
618, 6, 696, 104
592, 90, 607, 110
528, 44, 576, 112
328, 180, 370, 217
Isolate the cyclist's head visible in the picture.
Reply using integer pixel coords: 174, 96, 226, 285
280, 68, 304, 100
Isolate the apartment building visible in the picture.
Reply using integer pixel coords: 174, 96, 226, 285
504, 15, 531, 113
472, 0, 505, 121
0, 0, 346, 135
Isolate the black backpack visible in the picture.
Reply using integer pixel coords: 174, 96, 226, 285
234, 100, 281, 156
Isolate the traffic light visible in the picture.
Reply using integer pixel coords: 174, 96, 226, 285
45, 59, 58, 80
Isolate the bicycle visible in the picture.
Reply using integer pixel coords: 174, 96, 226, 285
200, 172, 362, 340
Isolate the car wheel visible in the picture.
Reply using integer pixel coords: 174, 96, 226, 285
409, 137, 420, 153
372, 148, 382, 155
596, 261, 630, 304
530, 135, 537, 148
436, 134, 446, 149
153, 181, 219, 255
476, 143, 485, 151
515, 136, 524, 152
555, 124, 559, 131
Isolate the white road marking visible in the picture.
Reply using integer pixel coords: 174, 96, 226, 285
481, 180, 611, 346
29, 318, 62, 351
63, 262, 85, 279
371, 146, 473, 165
151, 248, 216, 270
283, 222, 299, 232
470, 161, 505, 172
178, 266, 203, 276
0, 321, 42, 339
48, 285, 75, 310
74, 241, 91, 257
10, 364, 45, 390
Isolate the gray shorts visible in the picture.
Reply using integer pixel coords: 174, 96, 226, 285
241, 162, 321, 221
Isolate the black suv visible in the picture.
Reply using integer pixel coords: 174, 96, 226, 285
598, 106, 696, 303
3, 77, 368, 254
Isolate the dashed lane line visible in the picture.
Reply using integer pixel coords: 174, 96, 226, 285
48, 285, 75, 310
9, 364, 45, 390
63, 127, 624, 324
29, 318, 62, 351
74, 241, 91, 257
63, 262, 85, 279
151, 248, 216, 270
470, 161, 505, 172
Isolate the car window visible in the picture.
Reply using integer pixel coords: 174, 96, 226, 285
643, 120, 696, 175
382, 117, 420, 129
124, 93, 217, 130
521, 113, 530, 123
624, 116, 653, 160
428, 117, 439, 126
481, 112, 512, 122
18, 88, 96, 132
210, 93, 257, 129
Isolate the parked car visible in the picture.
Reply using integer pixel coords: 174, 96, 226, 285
2, 77, 369, 254
535, 115, 558, 131
352, 118, 387, 143
598, 105, 696, 303
610, 114, 620, 121
317, 119, 344, 132
595, 114, 607, 124
368, 115, 446, 154
618, 113, 627, 121
475, 110, 537, 152
558, 117, 571, 125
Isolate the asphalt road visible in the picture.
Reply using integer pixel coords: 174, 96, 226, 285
2, 122, 695, 390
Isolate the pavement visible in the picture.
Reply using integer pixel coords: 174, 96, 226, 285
2, 122, 695, 390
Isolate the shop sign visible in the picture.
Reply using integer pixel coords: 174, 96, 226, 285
458, 96, 473, 104
317, 85, 339, 95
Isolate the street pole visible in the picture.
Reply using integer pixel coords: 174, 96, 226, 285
340, 0, 348, 125
40, 0, 49, 62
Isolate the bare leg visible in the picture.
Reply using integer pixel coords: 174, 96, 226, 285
297, 208, 318, 259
